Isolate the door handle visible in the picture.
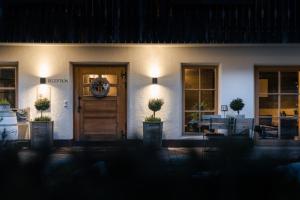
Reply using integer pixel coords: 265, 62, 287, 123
78, 96, 82, 113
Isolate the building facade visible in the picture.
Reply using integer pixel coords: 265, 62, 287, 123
0, 44, 299, 142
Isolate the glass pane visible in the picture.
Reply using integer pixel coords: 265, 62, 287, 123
259, 95, 278, 118
107, 87, 117, 96
258, 118, 279, 139
83, 86, 116, 97
280, 117, 299, 139
199, 112, 215, 133
200, 69, 215, 89
185, 90, 199, 110
83, 87, 91, 96
280, 95, 298, 117
185, 112, 199, 133
0, 90, 15, 108
184, 68, 199, 89
281, 72, 298, 93
83, 74, 99, 84
0, 68, 15, 87
102, 74, 117, 84
201, 91, 215, 110
199, 112, 215, 120
259, 72, 278, 93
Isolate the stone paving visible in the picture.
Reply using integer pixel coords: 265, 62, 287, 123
10, 146, 300, 200
17, 146, 300, 165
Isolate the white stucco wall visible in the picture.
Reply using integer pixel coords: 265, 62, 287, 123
0, 44, 300, 140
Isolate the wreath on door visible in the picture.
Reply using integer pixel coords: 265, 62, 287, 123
90, 77, 110, 98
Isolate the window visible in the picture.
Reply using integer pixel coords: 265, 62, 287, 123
82, 74, 118, 97
183, 66, 218, 134
256, 67, 300, 139
0, 66, 17, 108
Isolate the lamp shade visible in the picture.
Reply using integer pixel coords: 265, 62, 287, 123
152, 77, 158, 84
221, 105, 228, 112
40, 77, 46, 84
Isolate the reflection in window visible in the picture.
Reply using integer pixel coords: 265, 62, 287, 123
0, 90, 15, 108
280, 95, 298, 117
184, 68, 199, 89
102, 74, 117, 84
201, 91, 215, 110
259, 72, 278, 93
201, 69, 215, 89
83, 74, 99, 84
259, 95, 278, 118
281, 72, 298, 93
258, 69, 300, 140
0, 67, 17, 108
185, 91, 199, 110
0, 68, 15, 87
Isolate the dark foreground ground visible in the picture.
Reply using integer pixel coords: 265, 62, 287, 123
1, 142, 300, 200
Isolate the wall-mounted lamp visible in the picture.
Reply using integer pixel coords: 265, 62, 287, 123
152, 77, 158, 84
37, 77, 50, 100
40, 77, 46, 84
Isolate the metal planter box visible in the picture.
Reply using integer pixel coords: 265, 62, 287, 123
143, 122, 163, 148
30, 121, 53, 149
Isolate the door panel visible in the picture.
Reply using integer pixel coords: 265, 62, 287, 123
74, 65, 126, 141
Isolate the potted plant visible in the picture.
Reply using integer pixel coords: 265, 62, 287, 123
143, 98, 164, 148
187, 112, 199, 132
230, 98, 245, 117
0, 99, 11, 111
30, 98, 53, 149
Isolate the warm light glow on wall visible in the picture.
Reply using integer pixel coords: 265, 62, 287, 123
39, 63, 50, 78
149, 63, 161, 78
37, 84, 51, 100
149, 84, 160, 98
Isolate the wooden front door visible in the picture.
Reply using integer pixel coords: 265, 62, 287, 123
74, 65, 126, 141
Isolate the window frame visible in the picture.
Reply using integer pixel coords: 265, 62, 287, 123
182, 64, 218, 135
0, 63, 18, 109
255, 65, 300, 139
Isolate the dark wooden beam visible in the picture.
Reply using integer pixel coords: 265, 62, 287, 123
0, 0, 299, 43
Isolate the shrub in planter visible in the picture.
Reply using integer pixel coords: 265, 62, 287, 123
0, 99, 10, 105
34, 98, 51, 120
143, 98, 164, 148
30, 98, 53, 149
0, 99, 11, 111
147, 98, 164, 120
230, 98, 245, 115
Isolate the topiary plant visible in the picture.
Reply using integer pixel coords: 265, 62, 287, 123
34, 98, 51, 121
230, 98, 245, 115
34, 116, 51, 122
145, 98, 164, 122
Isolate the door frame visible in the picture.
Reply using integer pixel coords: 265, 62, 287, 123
72, 62, 128, 142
